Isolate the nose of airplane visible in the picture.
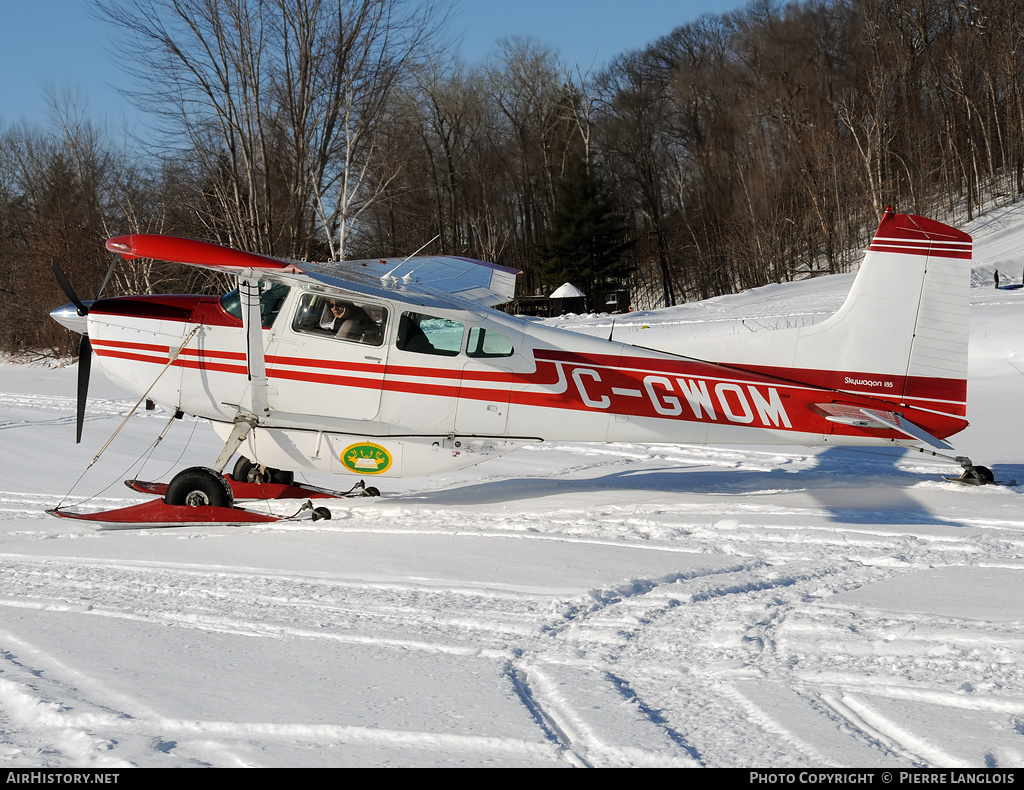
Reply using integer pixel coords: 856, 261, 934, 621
50, 302, 91, 334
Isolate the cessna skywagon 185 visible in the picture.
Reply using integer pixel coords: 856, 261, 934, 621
49, 208, 986, 524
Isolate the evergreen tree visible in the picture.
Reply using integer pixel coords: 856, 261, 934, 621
537, 157, 633, 298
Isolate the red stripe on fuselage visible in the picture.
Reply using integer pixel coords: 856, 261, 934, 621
93, 338, 967, 439
91, 338, 170, 354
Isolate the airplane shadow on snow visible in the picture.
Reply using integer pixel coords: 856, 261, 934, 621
402, 447, 1016, 528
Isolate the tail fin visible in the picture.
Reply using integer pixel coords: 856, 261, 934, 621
642, 209, 972, 433
793, 209, 971, 411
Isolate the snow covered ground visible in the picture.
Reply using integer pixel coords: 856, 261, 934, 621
2, 204, 1024, 768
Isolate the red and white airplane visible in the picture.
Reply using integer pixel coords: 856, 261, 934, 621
49, 208, 984, 523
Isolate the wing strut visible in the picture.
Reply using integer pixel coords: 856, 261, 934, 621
240, 275, 269, 418
206, 274, 270, 476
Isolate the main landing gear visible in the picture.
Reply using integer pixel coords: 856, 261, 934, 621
159, 458, 381, 509
51, 465, 381, 524
165, 466, 234, 508
48, 408, 381, 523
232, 456, 294, 486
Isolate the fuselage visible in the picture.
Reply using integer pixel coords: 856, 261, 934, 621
73, 281, 967, 478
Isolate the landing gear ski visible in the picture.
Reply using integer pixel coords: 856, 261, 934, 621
49, 469, 381, 525
124, 469, 381, 500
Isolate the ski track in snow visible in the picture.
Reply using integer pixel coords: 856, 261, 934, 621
4, 204, 1024, 766
3, 437, 1024, 766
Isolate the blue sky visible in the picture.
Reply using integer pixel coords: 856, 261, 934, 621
1, 0, 742, 130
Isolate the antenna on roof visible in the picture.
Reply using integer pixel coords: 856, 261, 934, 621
396, 235, 443, 284
403, 234, 440, 263
380, 235, 442, 285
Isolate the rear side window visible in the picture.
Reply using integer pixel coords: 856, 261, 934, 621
397, 312, 464, 356
467, 327, 513, 358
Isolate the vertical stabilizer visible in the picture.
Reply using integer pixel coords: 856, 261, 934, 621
869, 211, 972, 408
640, 209, 972, 421
789, 209, 971, 412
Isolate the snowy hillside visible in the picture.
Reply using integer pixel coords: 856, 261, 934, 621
1, 203, 1024, 767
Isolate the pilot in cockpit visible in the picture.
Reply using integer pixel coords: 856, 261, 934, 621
319, 299, 380, 343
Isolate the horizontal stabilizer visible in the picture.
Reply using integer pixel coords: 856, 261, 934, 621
813, 403, 953, 450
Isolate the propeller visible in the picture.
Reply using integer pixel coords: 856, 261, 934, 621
75, 335, 92, 443
51, 261, 91, 317
51, 256, 118, 443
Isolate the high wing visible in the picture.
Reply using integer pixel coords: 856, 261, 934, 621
105, 234, 521, 309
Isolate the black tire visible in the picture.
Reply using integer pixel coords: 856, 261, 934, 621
233, 457, 294, 486
312, 507, 332, 521
232, 456, 253, 481
165, 467, 234, 508
364, 486, 380, 497
969, 465, 995, 485
959, 465, 996, 485
269, 468, 294, 486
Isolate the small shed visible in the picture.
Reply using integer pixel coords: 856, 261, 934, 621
550, 282, 586, 315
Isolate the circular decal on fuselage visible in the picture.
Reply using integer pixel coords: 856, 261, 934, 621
341, 442, 393, 475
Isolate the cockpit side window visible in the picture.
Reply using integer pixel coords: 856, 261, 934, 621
292, 291, 387, 346
219, 282, 291, 328
466, 326, 514, 358
397, 312, 464, 356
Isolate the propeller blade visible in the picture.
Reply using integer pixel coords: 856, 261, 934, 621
76, 335, 92, 444
51, 260, 90, 316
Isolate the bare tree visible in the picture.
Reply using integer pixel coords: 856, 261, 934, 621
486, 38, 576, 254
292, 0, 449, 260
597, 50, 680, 306
0, 113, 117, 354
96, 0, 448, 258
405, 60, 487, 254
